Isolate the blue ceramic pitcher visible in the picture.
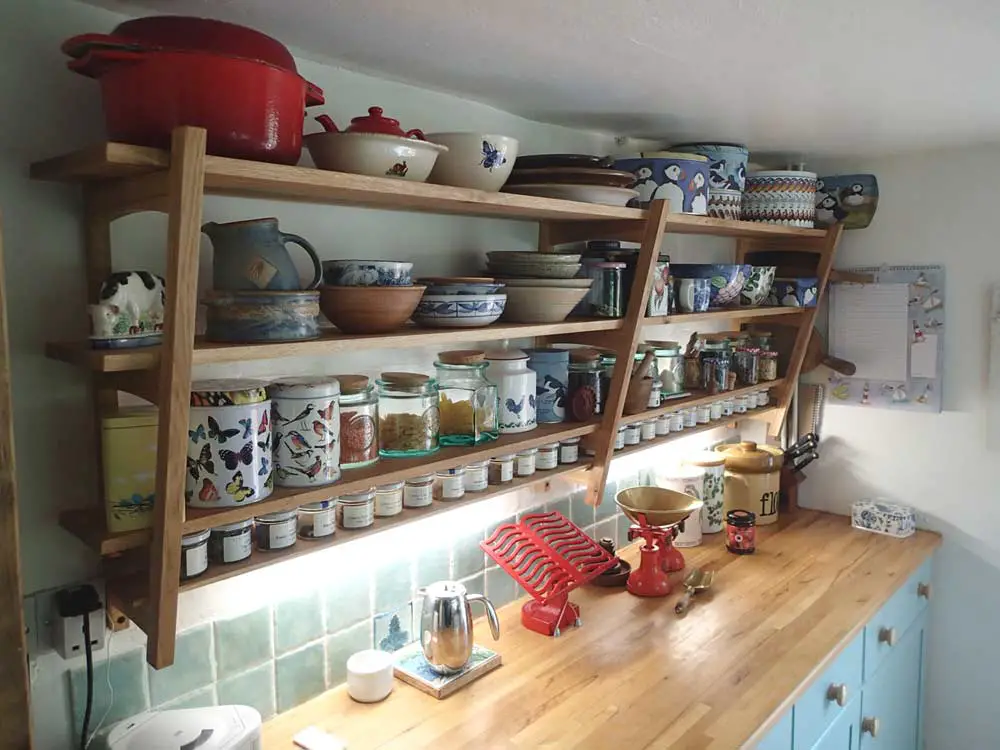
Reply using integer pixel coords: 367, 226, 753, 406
203, 218, 322, 291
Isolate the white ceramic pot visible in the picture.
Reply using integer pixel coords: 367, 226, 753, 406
687, 453, 726, 533
346, 649, 394, 703
187, 381, 273, 508
270, 377, 341, 488
486, 349, 537, 433
305, 131, 448, 182
426, 133, 519, 191
654, 465, 704, 546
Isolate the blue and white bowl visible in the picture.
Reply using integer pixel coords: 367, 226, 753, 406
671, 263, 752, 308
667, 142, 750, 193
614, 152, 710, 212
413, 293, 506, 328
816, 174, 879, 229
322, 260, 413, 287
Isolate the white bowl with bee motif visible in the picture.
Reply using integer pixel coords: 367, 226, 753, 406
426, 133, 519, 191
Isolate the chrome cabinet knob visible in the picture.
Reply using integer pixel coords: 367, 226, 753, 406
878, 626, 898, 646
862, 716, 881, 737
918, 582, 932, 599
826, 683, 848, 707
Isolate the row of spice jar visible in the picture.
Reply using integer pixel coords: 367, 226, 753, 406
681, 331, 779, 396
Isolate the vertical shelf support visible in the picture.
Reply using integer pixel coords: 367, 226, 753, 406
146, 127, 207, 667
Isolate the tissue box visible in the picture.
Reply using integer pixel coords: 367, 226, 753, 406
851, 499, 916, 538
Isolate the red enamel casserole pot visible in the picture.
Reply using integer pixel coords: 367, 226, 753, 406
63, 36, 323, 164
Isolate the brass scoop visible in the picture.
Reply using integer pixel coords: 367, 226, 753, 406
674, 568, 715, 615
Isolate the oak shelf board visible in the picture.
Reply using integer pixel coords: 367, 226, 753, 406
59, 508, 151, 555
663, 214, 828, 240
614, 407, 781, 457
45, 318, 625, 373
617, 380, 786, 426
644, 306, 806, 326
110, 461, 592, 606
182, 420, 599, 533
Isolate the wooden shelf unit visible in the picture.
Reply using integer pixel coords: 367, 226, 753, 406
34, 129, 842, 667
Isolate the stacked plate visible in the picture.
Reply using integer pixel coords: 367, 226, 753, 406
482, 252, 592, 324
485, 251, 581, 279
502, 154, 639, 206
411, 276, 506, 328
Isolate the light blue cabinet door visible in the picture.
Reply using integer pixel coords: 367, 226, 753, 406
756, 710, 792, 750
859, 615, 925, 750
811, 697, 860, 750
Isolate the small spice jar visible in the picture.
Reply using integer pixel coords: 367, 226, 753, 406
375, 482, 404, 517
726, 509, 757, 554
255, 510, 298, 552
180, 530, 210, 580
684, 354, 702, 391
656, 414, 671, 436
648, 377, 662, 408
696, 404, 711, 424
464, 460, 489, 492
559, 437, 580, 464
270, 377, 341, 487
735, 395, 749, 414
759, 350, 779, 382
404, 474, 434, 508
377, 372, 440, 457
337, 375, 378, 469
435, 467, 466, 500
641, 418, 657, 441
615, 425, 626, 449
647, 340, 685, 397
516, 448, 537, 477
670, 411, 685, 431
338, 488, 376, 529
536, 443, 559, 470
625, 423, 641, 445
757, 389, 771, 407
567, 348, 603, 421
209, 519, 253, 563
723, 397, 735, 417
683, 407, 697, 428
435, 350, 499, 445
298, 500, 337, 539
489, 455, 515, 485
710, 401, 724, 421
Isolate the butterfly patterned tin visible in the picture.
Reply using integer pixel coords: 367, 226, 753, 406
187, 380, 273, 508
270, 377, 342, 488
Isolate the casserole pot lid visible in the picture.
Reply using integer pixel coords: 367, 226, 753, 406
716, 441, 784, 473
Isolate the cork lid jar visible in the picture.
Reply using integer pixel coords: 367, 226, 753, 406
715, 441, 784, 473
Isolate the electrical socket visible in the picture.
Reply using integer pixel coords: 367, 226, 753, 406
30, 578, 107, 658
54, 607, 105, 660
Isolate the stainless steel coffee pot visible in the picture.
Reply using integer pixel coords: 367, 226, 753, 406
419, 581, 500, 675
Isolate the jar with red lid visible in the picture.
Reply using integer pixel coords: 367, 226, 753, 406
725, 509, 756, 554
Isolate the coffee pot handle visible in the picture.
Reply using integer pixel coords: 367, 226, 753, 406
467, 593, 500, 640
280, 232, 323, 289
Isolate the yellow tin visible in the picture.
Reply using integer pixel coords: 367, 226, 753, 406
102, 407, 158, 533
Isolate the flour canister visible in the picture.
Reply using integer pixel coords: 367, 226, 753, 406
526, 347, 569, 424
715, 441, 784, 525
270, 377, 341, 488
653, 464, 704, 547
486, 349, 537, 434
187, 380, 272, 507
102, 406, 158, 533
687, 452, 726, 533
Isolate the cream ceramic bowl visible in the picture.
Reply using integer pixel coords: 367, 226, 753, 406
501, 285, 589, 323
306, 132, 448, 182
426, 133, 519, 191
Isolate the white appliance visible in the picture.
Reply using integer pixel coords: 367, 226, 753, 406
104, 705, 262, 750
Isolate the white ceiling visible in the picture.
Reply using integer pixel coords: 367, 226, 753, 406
88, 0, 1000, 157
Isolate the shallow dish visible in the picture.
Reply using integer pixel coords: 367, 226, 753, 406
426, 133, 518, 191
306, 131, 447, 182
498, 277, 593, 289
513, 154, 613, 170
205, 290, 320, 342
615, 486, 703, 528
412, 293, 506, 328
501, 285, 589, 323
318, 285, 425, 334
502, 183, 639, 207
506, 167, 636, 189
323, 259, 413, 286
671, 263, 751, 308
486, 251, 580, 264
486, 261, 582, 279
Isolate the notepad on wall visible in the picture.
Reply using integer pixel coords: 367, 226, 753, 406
830, 283, 910, 381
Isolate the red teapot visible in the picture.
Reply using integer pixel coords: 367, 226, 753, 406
314, 106, 426, 140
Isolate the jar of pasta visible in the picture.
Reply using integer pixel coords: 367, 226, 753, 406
377, 372, 439, 457
435, 350, 499, 445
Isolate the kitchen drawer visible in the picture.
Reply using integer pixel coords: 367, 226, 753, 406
755, 709, 792, 750
864, 557, 933, 682
793, 630, 864, 750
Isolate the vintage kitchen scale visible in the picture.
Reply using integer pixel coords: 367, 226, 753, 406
481, 511, 616, 636
615, 486, 704, 597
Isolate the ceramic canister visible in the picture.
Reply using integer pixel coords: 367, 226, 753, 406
614, 152, 710, 213
526, 348, 569, 424
187, 381, 272, 508
102, 407, 157, 533
715, 441, 784, 525
270, 377, 341, 488
653, 464, 704, 547
687, 452, 726, 533
742, 171, 818, 228
667, 142, 750, 193
486, 349, 537, 434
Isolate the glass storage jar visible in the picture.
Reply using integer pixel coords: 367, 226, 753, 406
297, 500, 337, 539
615, 425, 626, 449
404, 474, 434, 508
599, 351, 616, 409
464, 460, 489, 492
209, 519, 253, 563
656, 414, 671, 436
733, 347, 760, 386
377, 372, 439, 457
648, 341, 685, 397
759, 350, 779, 381
488, 455, 515, 485
641, 419, 657, 441
375, 482, 404, 517
516, 448, 537, 477
536, 443, 559, 470
559, 437, 580, 464
699, 335, 732, 394
684, 354, 702, 391
435, 468, 466, 500
526, 348, 570, 424
568, 348, 603, 421
486, 349, 537, 434
586, 261, 627, 318
180, 530, 210, 580
337, 488, 375, 529
625, 423, 641, 445
255, 510, 297, 551
337, 375, 378, 469
435, 350, 499, 446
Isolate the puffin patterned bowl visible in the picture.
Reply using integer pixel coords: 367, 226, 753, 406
815, 174, 879, 229
667, 142, 750, 193
614, 153, 710, 212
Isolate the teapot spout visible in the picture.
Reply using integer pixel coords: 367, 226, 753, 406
314, 114, 340, 133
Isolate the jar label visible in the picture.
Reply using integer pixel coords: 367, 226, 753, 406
655, 418, 670, 436
404, 483, 433, 507
375, 491, 403, 516
269, 519, 297, 549
625, 426, 641, 445
559, 444, 579, 463
516, 455, 535, 476
641, 422, 656, 440
441, 474, 465, 499
614, 431, 626, 449
341, 501, 374, 528
464, 468, 489, 492
310, 510, 337, 537
223, 530, 252, 561
536, 450, 558, 470
184, 544, 208, 577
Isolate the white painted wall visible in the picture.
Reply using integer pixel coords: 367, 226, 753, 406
799, 147, 1000, 750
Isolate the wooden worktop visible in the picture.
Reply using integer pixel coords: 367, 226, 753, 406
263, 510, 940, 749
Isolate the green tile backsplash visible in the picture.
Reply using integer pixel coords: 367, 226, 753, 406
159, 685, 216, 711
274, 590, 324, 655
214, 607, 274, 679
452, 528, 485, 580
596, 479, 619, 521
374, 552, 414, 614
485, 566, 519, 608
275, 641, 326, 713
326, 621, 372, 686
148, 625, 214, 706
569, 488, 595, 527
216, 662, 276, 720
415, 545, 451, 588
325, 568, 372, 633
68, 648, 148, 739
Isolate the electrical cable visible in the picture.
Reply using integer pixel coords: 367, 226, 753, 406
85, 627, 115, 749
79, 613, 93, 750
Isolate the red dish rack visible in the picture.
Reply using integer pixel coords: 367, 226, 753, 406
481, 510, 616, 636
